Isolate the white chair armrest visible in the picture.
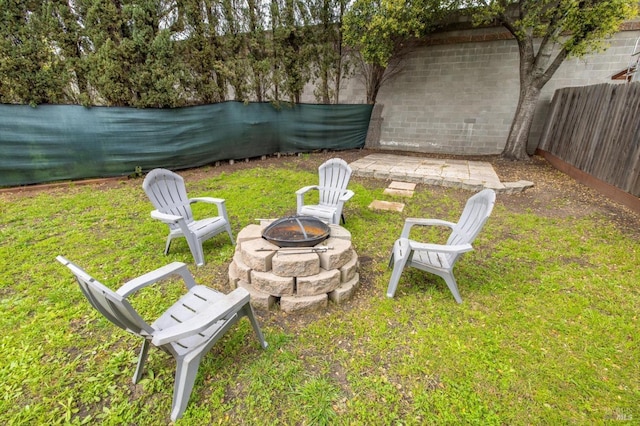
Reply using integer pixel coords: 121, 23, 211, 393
190, 197, 228, 217
151, 210, 193, 238
150, 210, 183, 224
401, 218, 457, 238
117, 262, 197, 297
338, 189, 354, 202
151, 287, 250, 345
296, 185, 319, 195
190, 197, 225, 206
408, 241, 473, 254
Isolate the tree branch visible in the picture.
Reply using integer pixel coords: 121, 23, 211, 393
536, 47, 569, 88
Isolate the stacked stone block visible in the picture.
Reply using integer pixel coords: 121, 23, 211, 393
228, 221, 359, 312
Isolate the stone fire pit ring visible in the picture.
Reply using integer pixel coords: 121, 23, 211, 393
228, 219, 360, 313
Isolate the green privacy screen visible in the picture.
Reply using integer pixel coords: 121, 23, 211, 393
0, 102, 373, 187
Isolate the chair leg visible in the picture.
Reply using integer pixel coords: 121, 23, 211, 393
184, 234, 205, 266
442, 273, 463, 304
386, 238, 411, 298
192, 247, 205, 266
133, 339, 150, 383
164, 235, 173, 255
242, 304, 268, 349
170, 355, 202, 421
225, 223, 235, 245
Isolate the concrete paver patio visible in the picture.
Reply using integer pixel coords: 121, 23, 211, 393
349, 153, 533, 194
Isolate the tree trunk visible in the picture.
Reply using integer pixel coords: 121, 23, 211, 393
502, 84, 540, 160
320, 68, 330, 103
497, 7, 571, 161
366, 63, 386, 104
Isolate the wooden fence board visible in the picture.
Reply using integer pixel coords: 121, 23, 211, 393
538, 83, 640, 197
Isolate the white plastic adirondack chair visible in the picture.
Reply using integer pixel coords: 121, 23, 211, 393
143, 168, 234, 266
56, 256, 267, 422
387, 189, 496, 303
296, 158, 354, 225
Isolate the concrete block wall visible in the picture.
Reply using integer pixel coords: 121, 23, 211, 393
376, 39, 521, 155
303, 24, 640, 156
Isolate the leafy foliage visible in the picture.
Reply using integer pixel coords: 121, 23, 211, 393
342, 0, 460, 103
0, 0, 70, 105
308, 0, 351, 103
471, 0, 638, 58
465, 0, 639, 160
0, 0, 352, 106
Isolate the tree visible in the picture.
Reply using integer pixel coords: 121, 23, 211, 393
74, 0, 186, 107
242, 0, 272, 102
270, 0, 314, 103
468, 0, 639, 161
307, 0, 350, 104
171, 0, 230, 104
0, 0, 71, 105
343, 0, 458, 104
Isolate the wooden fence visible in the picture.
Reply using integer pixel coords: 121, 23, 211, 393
538, 83, 640, 199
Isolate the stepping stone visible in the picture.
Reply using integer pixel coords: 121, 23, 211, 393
384, 188, 414, 197
369, 200, 405, 212
389, 181, 416, 191
384, 181, 416, 197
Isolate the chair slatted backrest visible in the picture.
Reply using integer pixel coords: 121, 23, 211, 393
448, 189, 496, 246
143, 169, 194, 228
318, 159, 352, 206
58, 257, 154, 337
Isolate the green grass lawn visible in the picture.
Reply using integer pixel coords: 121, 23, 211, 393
1, 155, 638, 425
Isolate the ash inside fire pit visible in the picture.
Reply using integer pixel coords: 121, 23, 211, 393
262, 215, 330, 247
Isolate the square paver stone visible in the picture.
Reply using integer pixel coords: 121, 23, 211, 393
388, 181, 416, 191
383, 188, 414, 197
369, 200, 405, 212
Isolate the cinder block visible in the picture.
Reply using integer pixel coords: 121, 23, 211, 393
280, 293, 327, 313
250, 270, 294, 296
236, 224, 263, 244
240, 238, 277, 272
272, 251, 320, 278
297, 269, 341, 297
328, 274, 360, 305
339, 251, 359, 283
317, 238, 353, 270
237, 281, 277, 310
232, 252, 252, 283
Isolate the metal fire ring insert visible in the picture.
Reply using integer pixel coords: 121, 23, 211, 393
262, 216, 330, 248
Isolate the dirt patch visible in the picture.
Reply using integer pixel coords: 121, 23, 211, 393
489, 154, 640, 234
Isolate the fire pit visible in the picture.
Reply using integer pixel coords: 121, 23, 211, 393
262, 215, 330, 247
229, 219, 360, 312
